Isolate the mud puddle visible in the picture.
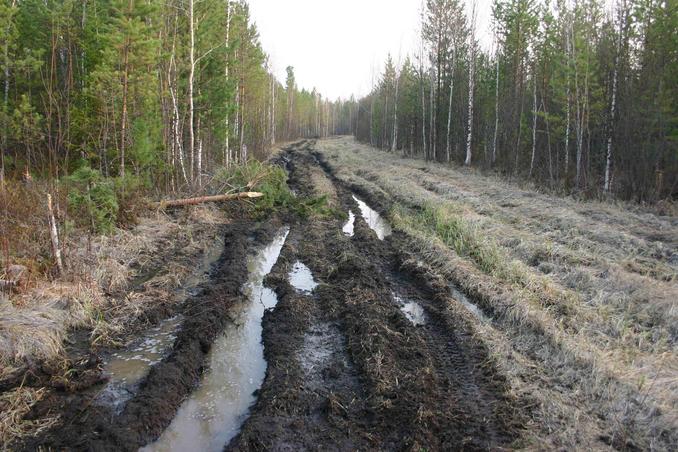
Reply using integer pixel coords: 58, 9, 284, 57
142, 227, 289, 452
352, 195, 392, 240
449, 285, 490, 323
96, 315, 183, 413
342, 210, 355, 236
96, 238, 225, 412
288, 261, 318, 293
392, 292, 427, 326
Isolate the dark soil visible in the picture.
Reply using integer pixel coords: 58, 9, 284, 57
19, 220, 281, 451
17, 140, 527, 451
228, 144, 525, 450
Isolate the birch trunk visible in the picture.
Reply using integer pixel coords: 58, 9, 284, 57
1, 0, 16, 183
429, 67, 435, 160
47, 194, 64, 275
188, 0, 195, 183
465, 4, 476, 168
446, 47, 456, 163
224, 0, 231, 166
605, 1, 623, 193
564, 29, 571, 176
391, 70, 399, 152
465, 55, 474, 166
420, 62, 427, 160
120, 0, 132, 178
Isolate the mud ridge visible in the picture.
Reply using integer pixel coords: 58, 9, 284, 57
23, 220, 279, 451
229, 145, 524, 450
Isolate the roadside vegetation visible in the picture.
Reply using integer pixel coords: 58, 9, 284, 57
344, 0, 677, 203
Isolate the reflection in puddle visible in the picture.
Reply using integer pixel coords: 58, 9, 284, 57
143, 227, 289, 452
97, 316, 183, 413
392, 292, 427, 326
352, 195, 392, 240
449, 285, 490, 323
288, 261, 318, 293
342, 210, 355, 236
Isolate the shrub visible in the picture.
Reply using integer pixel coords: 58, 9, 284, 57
63, 166, 118, 234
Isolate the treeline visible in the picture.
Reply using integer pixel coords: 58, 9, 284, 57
345, 0, 677, 201
0, 0, 345, 191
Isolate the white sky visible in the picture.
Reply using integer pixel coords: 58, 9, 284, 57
248, 0, 493, 100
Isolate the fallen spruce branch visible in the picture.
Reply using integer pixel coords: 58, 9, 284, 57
152, 191, 264, 209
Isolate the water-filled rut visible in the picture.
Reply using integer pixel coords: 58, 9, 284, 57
143, 227, 289, 452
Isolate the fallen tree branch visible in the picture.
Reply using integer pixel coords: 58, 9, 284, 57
152, 191, 264, 209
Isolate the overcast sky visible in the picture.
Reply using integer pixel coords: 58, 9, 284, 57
248, 0, 493, 101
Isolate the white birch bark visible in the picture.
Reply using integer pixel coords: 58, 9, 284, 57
605, 0, 623, 193
188, 0, 195, 182
47, 194, 64, 275
446, 46, 456, 163
224, 0, 231, 166
465, 0, 477, 167
564, 28, 571, 175
391, 68, 399, 152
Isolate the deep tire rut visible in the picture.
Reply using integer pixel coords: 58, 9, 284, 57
231, 141, 525, 450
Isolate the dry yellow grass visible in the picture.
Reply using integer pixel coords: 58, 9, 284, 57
0, 385, 58, 447
0, 205, 227, 370
317, 136, 678, 450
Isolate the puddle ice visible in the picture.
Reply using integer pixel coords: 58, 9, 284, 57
142, 227, 289, 452
352, 195, 392, 240
288, 261, 318, 293
342, 210, 355, 236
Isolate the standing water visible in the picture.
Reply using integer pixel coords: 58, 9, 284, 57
449, 285, 490, 323
97, 316, 183, 413
352, 195, 392, 240
288, 261, 318, 293
142, 227, 290, 452
342, 210, 355, 236
392, 292, 427, 326
98, 237, 225, 412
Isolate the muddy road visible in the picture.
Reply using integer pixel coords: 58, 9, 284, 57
12, 139, 678, 451
17, 140, 525, 451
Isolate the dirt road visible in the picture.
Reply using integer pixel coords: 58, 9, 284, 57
17, 138, 677, 451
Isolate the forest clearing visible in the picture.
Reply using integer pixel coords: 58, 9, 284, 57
1, 0, 676, 450
1, 138, 676, 450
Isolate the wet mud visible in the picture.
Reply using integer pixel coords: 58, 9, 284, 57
21, 220, 282, 451
20, 140, 527, 450
229, 142, 525, 450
